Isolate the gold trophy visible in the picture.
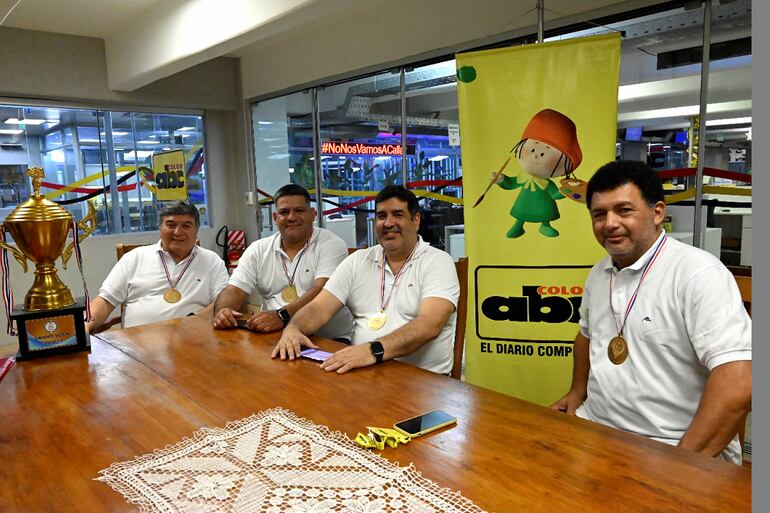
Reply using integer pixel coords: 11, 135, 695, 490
0, 168, 96, 359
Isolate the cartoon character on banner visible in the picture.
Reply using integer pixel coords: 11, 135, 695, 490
473, 108, 587, 238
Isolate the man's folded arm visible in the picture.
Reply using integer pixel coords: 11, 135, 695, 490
679, 359, 752, 457
213, 285, 250, 328
377, 296, 454, 361
86, 296, 117, 332
284, 277, 329, 317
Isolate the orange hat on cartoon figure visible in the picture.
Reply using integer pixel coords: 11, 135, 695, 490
512, 108, 582, 179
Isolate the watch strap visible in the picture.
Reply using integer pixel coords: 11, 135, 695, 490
369, 340, 384, 364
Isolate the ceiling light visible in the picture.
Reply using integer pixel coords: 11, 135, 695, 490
429, 155, 449, 162
100, 131, 128, 136
617, 100, 752, 122
137, 140, 158, 144
176, 126, 195, 132
705, 117, 752, 126
0, 129, 23, 135
4, 117, 47, 125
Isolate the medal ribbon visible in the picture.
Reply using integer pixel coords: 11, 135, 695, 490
0, 227, 16, 336
69, 221, 92, 321
279, 235, 311, 287
379, 243, 419, 313
158, 247, 197, 292
609, 235, 667, 336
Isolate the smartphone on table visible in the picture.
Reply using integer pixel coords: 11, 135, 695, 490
393, 410, 457, 437
300, 348, 334, 362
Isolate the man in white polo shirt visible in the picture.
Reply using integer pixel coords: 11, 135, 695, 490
212, 184, 353, 341
551, 160, 751, 464
87, 201, 229, 331
272, 185, 459, 375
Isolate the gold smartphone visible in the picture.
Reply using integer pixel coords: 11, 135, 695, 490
393, 410, 457, 437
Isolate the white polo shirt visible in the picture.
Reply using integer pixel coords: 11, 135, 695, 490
99, 241, 229, 328
576, 231, 751, 464
228, 227, 353, 340
323, 237, 459, 374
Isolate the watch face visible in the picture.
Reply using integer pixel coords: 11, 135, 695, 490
370, 341, 384, 362
278, 309, 290, 321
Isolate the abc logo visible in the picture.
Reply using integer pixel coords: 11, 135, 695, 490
156, 164, 185, 190
481, 285, 582, 324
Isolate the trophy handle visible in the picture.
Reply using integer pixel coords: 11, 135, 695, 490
61, 201, 97, 269
0, 240, 28, 273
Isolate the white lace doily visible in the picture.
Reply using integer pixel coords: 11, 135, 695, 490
97, 407, 489, 513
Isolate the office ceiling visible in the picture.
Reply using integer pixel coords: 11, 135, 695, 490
0, 0, 164, 38
0, 0, 753, 146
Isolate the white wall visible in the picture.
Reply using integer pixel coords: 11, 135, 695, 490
239, 0, 656, 99
0, 27, 247, 349
0, 27, 241, 111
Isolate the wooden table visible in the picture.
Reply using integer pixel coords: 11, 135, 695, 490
0, 315, 751, 512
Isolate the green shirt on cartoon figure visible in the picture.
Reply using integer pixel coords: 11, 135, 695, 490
494, 108, 583, 238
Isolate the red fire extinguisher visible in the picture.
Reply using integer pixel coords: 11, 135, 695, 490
216, 226, 246, 275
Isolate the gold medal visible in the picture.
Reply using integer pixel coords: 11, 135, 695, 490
163, 288, 182, 304
608, 335, 628, 365
281, 285, 299, 302
368, 311, 387, 331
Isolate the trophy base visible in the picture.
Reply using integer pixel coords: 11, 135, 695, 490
11, 297, 90, 361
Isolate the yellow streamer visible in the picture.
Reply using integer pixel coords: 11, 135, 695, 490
43, 144, 202, 200
665, 185, 752, 205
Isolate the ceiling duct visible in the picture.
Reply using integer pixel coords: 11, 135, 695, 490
657, 36, 751, 69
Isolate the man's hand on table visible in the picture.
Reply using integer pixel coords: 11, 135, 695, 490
212, 307, 243, 329
319, 344, 375, 374
549, 389, 586, 415
272, 326, 317, 360
247, 310, 284, 333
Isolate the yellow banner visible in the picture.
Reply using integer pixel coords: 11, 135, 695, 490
152, 150, 188, 201
457, 34, 621, 405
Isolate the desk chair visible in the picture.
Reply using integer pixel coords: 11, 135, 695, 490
734, 275, 751, 317
116, 243, 147, 260
451, 257, 468, 380
733, 274, 752, 463
91, 243, 151, 333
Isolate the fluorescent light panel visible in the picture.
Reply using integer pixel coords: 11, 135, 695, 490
4, 117, 47, 125
0, 129, 23, 134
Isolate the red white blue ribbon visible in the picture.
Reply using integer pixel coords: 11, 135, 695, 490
70, 222, 92, 321
379, 242, 419, 313
278, 234, 312, 288
158, 246, 197, 291
609, 234, 668, 336
0, 227, 17, 336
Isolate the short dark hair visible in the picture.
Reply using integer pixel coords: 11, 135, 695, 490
274, 183, 311, 206
159, 200, 200, 227
586, 160, 664, 209
374, 185, 419, 218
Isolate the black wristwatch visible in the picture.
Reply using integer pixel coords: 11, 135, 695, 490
277, 308, 291, 325
369, 341, 384, 364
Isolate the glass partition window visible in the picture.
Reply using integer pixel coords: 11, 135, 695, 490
252, 90, 313, 239
250, 0, 751, 270
0, 104, 208, 234
405, 60, 463, 252
317, 72, 403, 248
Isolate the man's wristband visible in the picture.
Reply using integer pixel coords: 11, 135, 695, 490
277, 307, 291, 326
369, 341, 384, 364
